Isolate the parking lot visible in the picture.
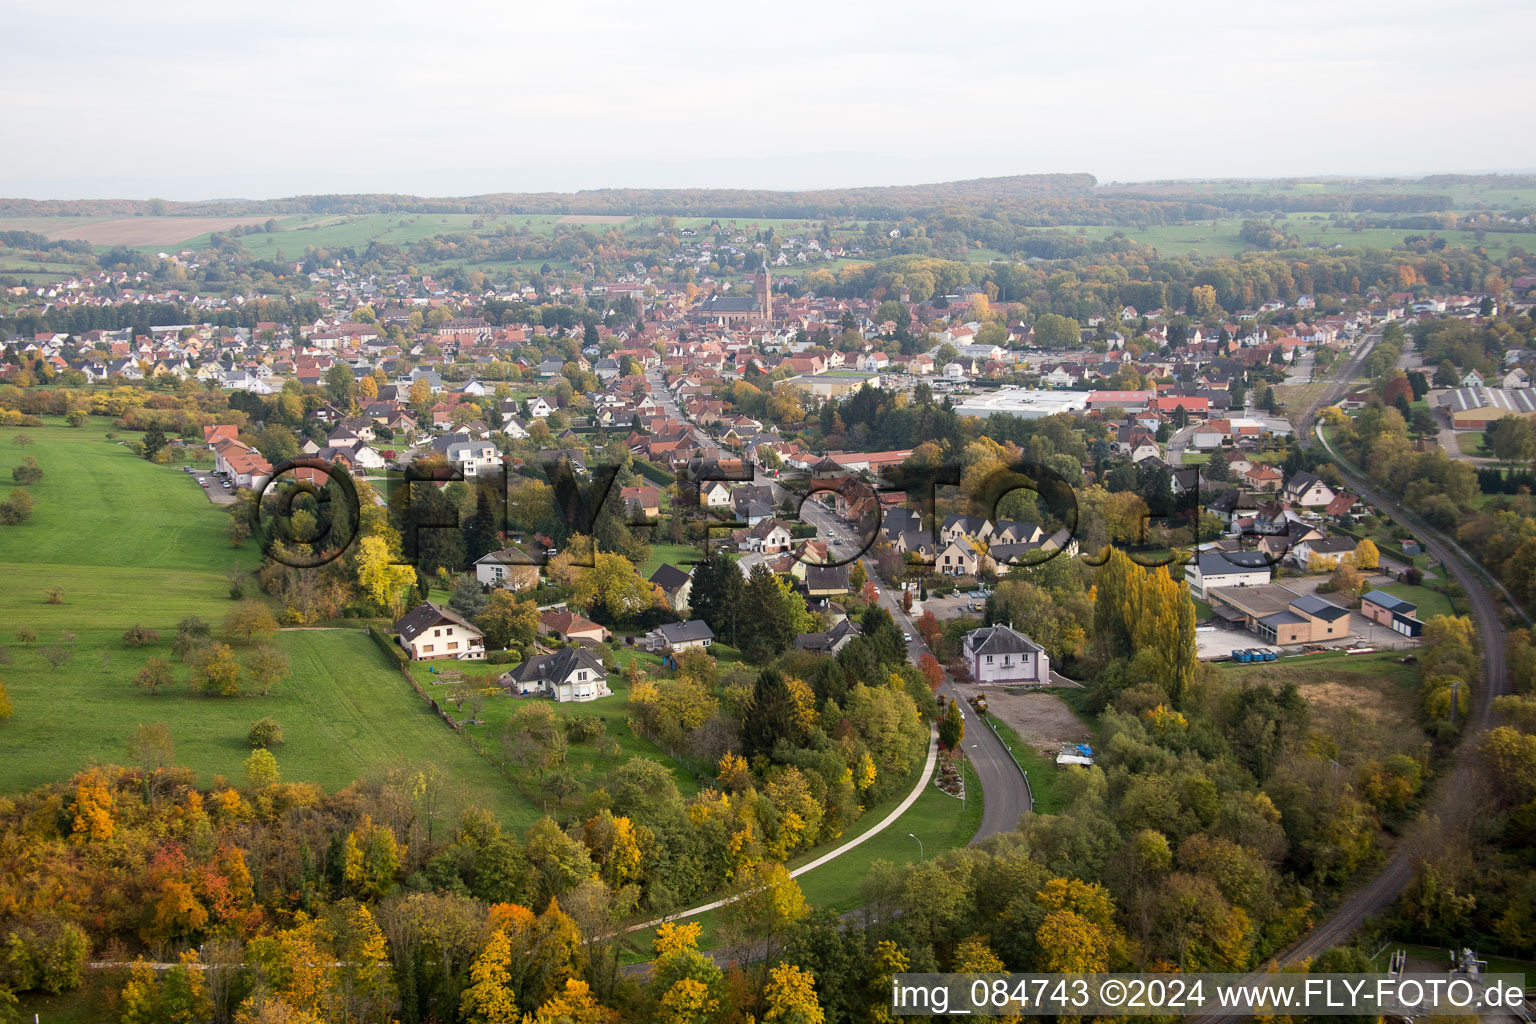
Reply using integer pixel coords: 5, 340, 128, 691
920, 590, 987, 620
188, 467, 238, 505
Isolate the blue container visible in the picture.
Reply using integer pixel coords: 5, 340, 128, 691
1235, 650, 1252, 662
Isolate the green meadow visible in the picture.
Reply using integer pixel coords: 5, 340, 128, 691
0, 420, 536, 826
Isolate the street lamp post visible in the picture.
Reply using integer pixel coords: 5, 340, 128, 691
908, 832, 924, 862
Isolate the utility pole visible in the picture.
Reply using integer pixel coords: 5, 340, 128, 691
1449, 680, 1463, 727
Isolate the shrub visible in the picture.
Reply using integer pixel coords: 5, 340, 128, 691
486, 650, 515, 664
0, 490, 34, 525
43, 586, 64, 605
564, 715, 606, 742
11, 457, 42, 485
122, 624, 161, 647
248, 717, 284, 748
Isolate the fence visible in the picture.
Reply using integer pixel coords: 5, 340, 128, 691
367, 625, 463, 735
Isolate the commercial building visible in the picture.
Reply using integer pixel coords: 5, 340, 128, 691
952, 388, 1089, 420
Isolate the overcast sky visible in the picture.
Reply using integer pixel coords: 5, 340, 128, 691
6, 0, 1534, 200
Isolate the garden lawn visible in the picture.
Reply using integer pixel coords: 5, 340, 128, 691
410, 660, 704, 808
637, 542, 703, 578
1373, 582, 1455, 621
0, 628, 537, 826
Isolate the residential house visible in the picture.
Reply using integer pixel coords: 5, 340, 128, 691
1282, 471, 1336, 508
793, 618, 863, 655
431, 436, 500, 477
962, 624, 1050, 684
540, 608, 611, 645
474, 547, 540, 591
394, 602, 485, 660
1291, 534, 1358, 570
644, 620, 715, 654
938, 535, 986, 577
620, 484, 662, 518
649, 564, 694, 613
502, 648, 610, 702
804, 563, 852, 597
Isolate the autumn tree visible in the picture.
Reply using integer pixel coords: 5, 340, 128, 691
126, 723, 175, 805
649, 921, 722, 1024
190, 643, 243, 696
356, 534, 418, 616
572, 552, 658, 623
244, 748, 280, 790
761, 963, 824, 1024
128, 655, 170, 696
343, 814, 401, 899
1353, 537, 1380, 570
718, 862, 809, 985
475, 591, 541, 650
917, 652, 944, 691
223, 601, 279, 644
939, 702, 964, 748
246, 645, 290, 696
1034, 877, 1124, 973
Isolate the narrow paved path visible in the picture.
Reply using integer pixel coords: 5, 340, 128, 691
622, 727, 939, 934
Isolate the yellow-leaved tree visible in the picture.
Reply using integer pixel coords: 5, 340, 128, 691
762, 962, 824, 1024
461, 928, 520, 1024
356, 534, 417, 617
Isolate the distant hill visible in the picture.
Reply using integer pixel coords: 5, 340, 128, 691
0, 174, 1100, 220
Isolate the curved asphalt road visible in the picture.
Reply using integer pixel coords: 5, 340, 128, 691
793, 495, 1034, 843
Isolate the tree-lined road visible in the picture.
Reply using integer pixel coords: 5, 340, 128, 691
793, 495, 1034, 844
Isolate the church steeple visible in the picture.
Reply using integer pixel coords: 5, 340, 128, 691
756, 258, 772, 321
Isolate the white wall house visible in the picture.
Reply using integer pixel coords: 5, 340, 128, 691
394, 602, 485, 660
1185, 550, 1271, 600
963, 624, 1050, 684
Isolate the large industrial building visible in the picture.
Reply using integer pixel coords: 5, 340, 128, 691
952, 388, 1089, 420
1434, 386, 1536, 428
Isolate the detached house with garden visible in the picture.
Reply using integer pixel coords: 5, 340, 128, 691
962, 623, 1050, 685
394, 601, 486, 660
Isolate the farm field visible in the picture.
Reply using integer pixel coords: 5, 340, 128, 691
1219, 648, 1426, 762
0, 419, 538, 825
1, 215, 283, 247
1053, 217, 1531, 259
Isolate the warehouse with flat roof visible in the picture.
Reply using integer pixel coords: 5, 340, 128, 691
1435, 386, 1536, 428
953, 388, 1089, 420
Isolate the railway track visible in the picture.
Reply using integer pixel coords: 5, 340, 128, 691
1190, 332, 1511, 1022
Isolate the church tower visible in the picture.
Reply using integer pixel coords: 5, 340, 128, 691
756, 261, 772, 322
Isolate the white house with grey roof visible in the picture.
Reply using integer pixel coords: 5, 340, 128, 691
1185, 549, 1272, 600
501, 647, 610, 702
963, 624, 1050, 684
643, 619, 715, 654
